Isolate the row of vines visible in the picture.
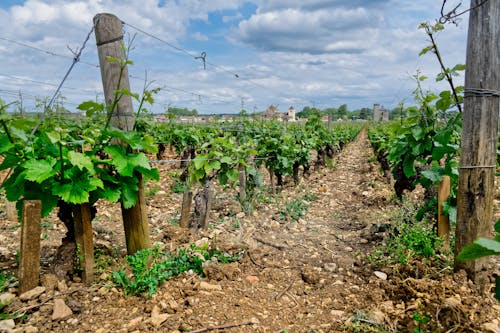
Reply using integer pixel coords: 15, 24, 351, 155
0, 95, 361, 234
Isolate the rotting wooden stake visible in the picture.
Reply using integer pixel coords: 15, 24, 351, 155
18, 200, 41, 294
73, 203, 94, 283
5, 201, 17, 221
438, 176, 451, 248
180, 190, 193, 228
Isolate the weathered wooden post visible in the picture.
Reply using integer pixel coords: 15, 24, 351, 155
179, 190, 193, 228
18, 200, 41, 294
73, 203, 94, 283
5, 201, 17, 221
454, 0, 500, 277
94, 13, 152, 254
437, 176, 451, 248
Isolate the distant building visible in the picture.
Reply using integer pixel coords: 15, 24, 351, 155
262, 104, 279, 120
287, 106, 296, 122
373, 104, 389, 121
261, 105, 297, 121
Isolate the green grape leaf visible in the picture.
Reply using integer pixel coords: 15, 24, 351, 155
204, 160, 221, 174
403, 155, 415, 178
421, 169, 442, 182
121, 179, 139, 209
21, 159, 57, 183
68, 151, 94, 173
52, 177, 103, 204
456, 238, 500, 261
98, 187, 121, 203
77, 100, 104, 117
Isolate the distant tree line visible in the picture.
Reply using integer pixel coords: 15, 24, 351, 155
296, 104, 373, 120
296, 104, 410, 121
166, 106, 198, 117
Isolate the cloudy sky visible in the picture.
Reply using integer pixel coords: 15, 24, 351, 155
0, 0, 470, 114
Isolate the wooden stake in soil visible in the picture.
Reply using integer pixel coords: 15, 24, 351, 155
94, 13, 152, 254
5, 201, 17, 221
454, 0, 500, 277
438, 176, 451, 248
180, 190, 193, 228
73, 203, 94, 283
18, 200, 41, 294
238, 165, 247, 204
191, 180, 212, 231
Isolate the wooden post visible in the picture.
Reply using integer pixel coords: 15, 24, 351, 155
73, 203, 94, 283
5, 201, 17, 221
454, 0, 500, 276
180, 190, 193, 228
94, 13, 151, 254
18, 200, 41, 294
122, 176, 152, 254
192, 180, 212, 231
238, 165, 247, 204
437, 176, 451, 248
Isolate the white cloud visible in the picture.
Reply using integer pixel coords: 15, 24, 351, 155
0, 0, 470, 114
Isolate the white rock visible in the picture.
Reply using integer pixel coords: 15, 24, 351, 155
0, 319, 15, 332
19, 287, 45, 302
330, 310, 345, 317
374, 271, 388, 280
150, 306, 169, 327
57, 280, 68, 293
482, 320, 500, 333
199, 281, 222, 291
52, 299, 73, 321
0, 293, 15, 307
127, 316, 143, 329
236, 212, 245, 219
23, 325, 39, 333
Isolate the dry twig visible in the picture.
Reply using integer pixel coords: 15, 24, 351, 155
187, 319, 259, 333
274, 279, 295, 301
254, 236, 287, 250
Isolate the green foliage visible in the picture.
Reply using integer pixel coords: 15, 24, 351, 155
279, 198, 309, 222
457, 220, 500, 301
0, 273, 15, 294
112, 244, 242, 296
166, 106, 198, 117
0, 54, 160, 216
171, 179, 188, 194
369, 201, 444, 267
303, 193, 318, 202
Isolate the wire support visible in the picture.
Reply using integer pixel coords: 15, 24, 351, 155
464, 88, 500, 98
27, 24, 96, 143
0, 36, 99, 68
459, 165, 497, 169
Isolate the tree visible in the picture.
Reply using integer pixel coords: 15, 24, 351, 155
359, 107, 372, 120
337, 104, 348, 119
167, 106, 198, 116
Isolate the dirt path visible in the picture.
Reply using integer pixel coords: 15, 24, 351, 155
2, 129, 499, 333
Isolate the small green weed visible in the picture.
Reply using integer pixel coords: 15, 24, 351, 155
413, 312, 431, 333
279, 199, 309, 222
232, 219, 241, 230
0, 273, 15, 293
303, 193, 318, 202
171, 180, 188, 194
112, 244, 242, 296
145, 185, 160, 197
41, 221, 53, 228
169, 210, 181, 226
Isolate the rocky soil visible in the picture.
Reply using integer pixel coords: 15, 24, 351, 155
0, 129, 499, 333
